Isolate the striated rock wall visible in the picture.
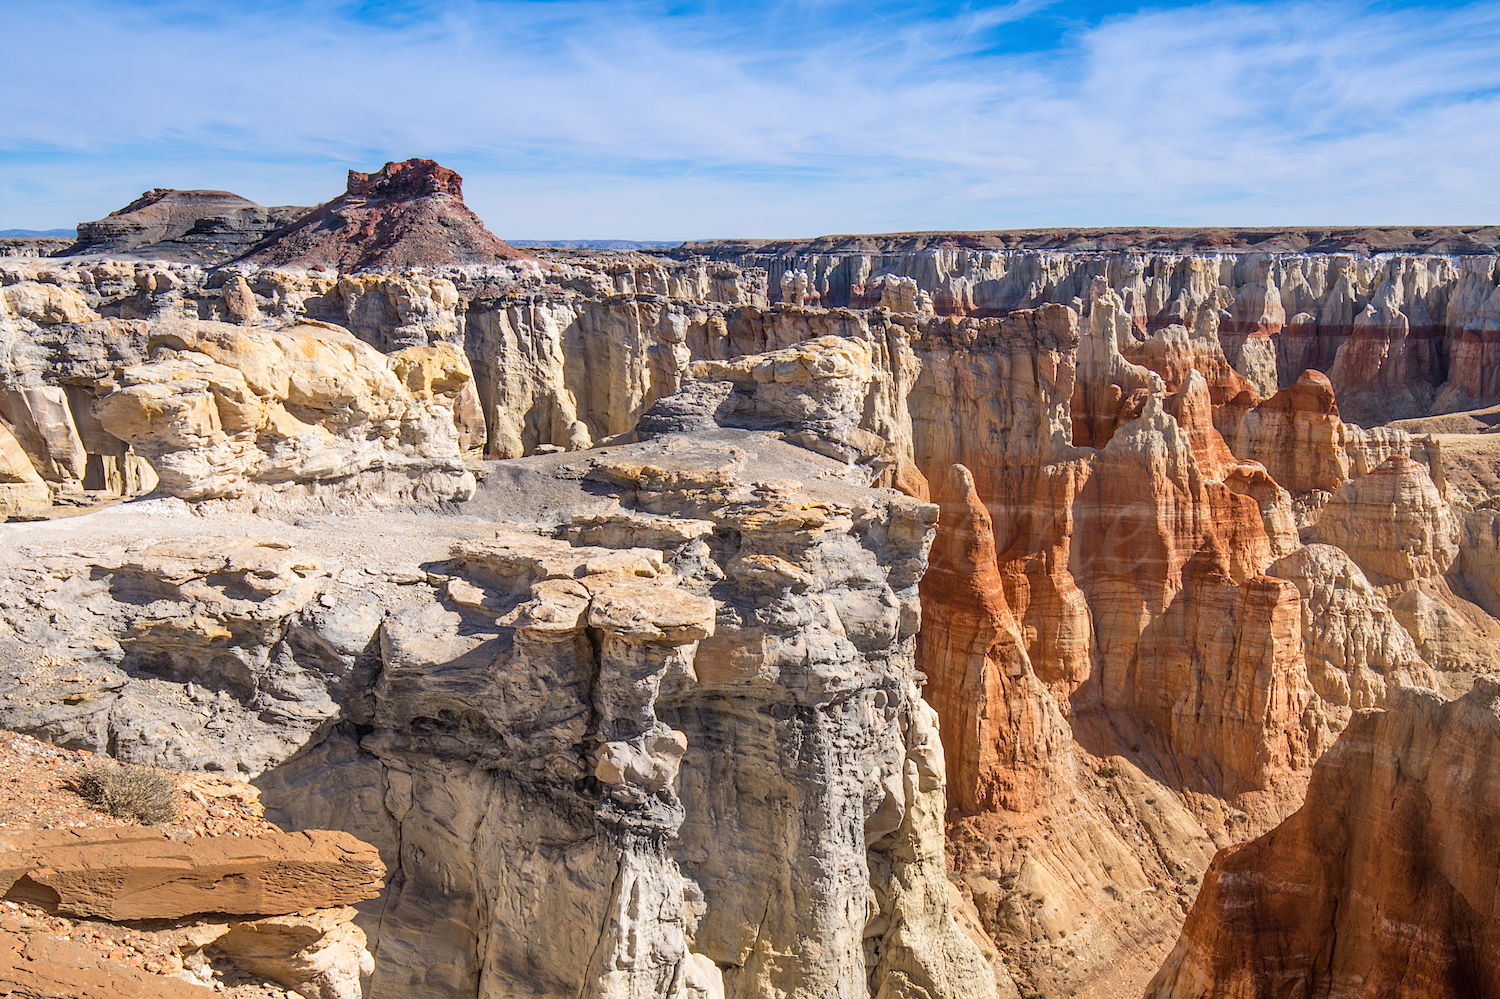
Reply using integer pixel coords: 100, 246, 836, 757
674, 241, 1500, 426
57, 188, 308, 265
252, 398, 995, 999
237, 159, 532, 272
1148, 677, 1500, 999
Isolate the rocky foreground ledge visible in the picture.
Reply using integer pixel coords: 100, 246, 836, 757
0, 730, 383, 998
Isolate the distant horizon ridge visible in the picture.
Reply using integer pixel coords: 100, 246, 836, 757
507, 238, 683, 249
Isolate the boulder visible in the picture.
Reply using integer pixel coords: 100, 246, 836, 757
0, 827, 383, 921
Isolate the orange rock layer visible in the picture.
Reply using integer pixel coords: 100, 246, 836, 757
1148, 679, 1500, 999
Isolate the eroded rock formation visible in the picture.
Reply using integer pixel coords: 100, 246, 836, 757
93, 320, 478, 505
238, 159, 531, 272
0, 826, 383, 920
1148, 678, 1500, 999
0, 740, 384, 999
58, 188, 309, 264
6, 185, 1500, 997
0, 335, 1000, 999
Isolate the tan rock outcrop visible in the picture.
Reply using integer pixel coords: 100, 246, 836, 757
0, 915, 212, 998
207, 906, 376, 999
1148, 678, 1500, 999
221, 273, 259, 324
0, 417, 49, 517
1219, 262, 1284, 397
0, 386, 89, 490
330, 271, 466, 351
1070, 281, 1154, 449
866, 686, 1018, 999
1459, 506, 1500, 615
1310, 454, 1457, 585
920, 463, 1073, 816
1267, 544, 1436, 717
1076, 384, 1317, 793
910, 299, 1318, 996
229, 351, 989, 999
1227, 369, 1349, 494
10, 225, 1500, 998
94, 319, 477, 505
0, 281, 99, 325
1386, 580, 1500, 675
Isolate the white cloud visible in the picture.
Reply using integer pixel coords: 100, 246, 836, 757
1, 0, 1498, 236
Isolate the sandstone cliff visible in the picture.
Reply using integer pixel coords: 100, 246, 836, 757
0, 337, 1002, 999
93, 320, 478, 506
0, 730, 383, 999
1147, 678, 1500, 999
673, 237, 1500, 427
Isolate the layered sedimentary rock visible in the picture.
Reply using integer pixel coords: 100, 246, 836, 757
238, 159, 531, 272
676, 237, 1500, 426
0, 336, 997, 999
0, 534, 361, 774
1218, 257, 1284, 397
903, 289, 1327, 996
0, 236, 72, 258
0, 822, 381, 999
914, 283, 1314, 800
253, 354, 993, 999
59, 188, 308, 264
93, 320, 478, 505
0, 416, 49, 516
676, 226, 1500, 258
1311, 454, 1458, 585
1148, 678, 1500, 999
6, 198, 1500, 997
1225, 369, 1348, 494
918, 462, 1068, 816
1266, 545, 1437, 719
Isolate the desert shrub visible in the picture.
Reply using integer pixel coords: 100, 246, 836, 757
70, 765, 180, 824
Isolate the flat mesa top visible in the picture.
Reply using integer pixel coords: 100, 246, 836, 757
673, 225, 1500, 256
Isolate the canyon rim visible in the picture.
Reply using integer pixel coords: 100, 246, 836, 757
1, 158, 1500, 999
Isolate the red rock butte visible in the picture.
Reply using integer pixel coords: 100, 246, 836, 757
345, 158, 466, 200
236, 157, 531, 272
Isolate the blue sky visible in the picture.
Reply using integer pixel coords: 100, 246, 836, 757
2, 0, 1498, 238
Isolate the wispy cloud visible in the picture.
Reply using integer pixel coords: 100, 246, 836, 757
1, 0, 1497, 236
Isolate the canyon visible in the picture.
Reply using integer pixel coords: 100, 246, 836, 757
2, 159, 1500, 997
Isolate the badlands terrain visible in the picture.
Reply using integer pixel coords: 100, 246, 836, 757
2, 157, 1500, 998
